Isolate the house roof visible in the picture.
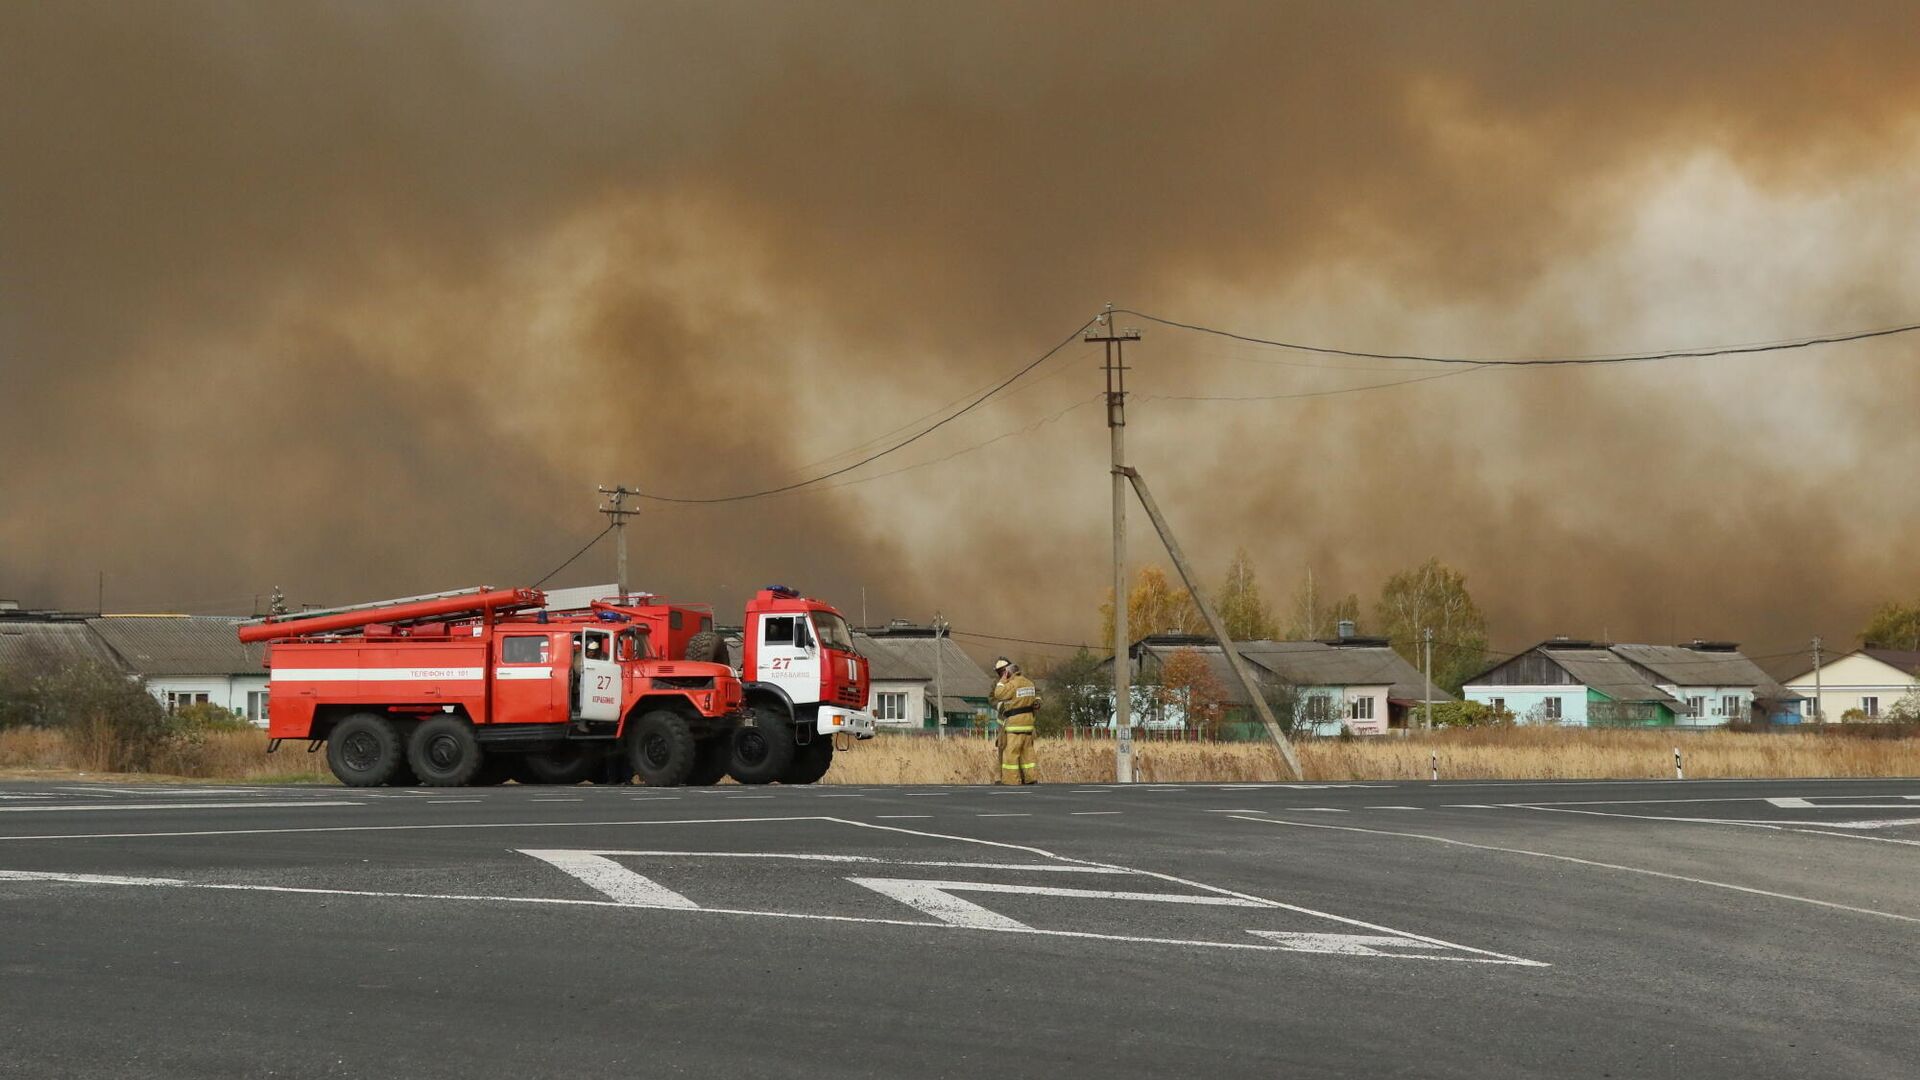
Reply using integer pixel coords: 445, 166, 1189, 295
1611, 645, 1774, 689
0, 620, 125, 671
1539, 647, 1682, 707
86, 616, 264, 677
1121, 638, 1451, 705
853, 632, 993, 698
1861, 648, 1920, 675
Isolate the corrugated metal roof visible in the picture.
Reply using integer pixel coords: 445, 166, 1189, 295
1862, 648, 1920, 675
854, 633, 992, 697
1612, 644, 1773, 689
1544, 648, 1680, 707
87, 616, 265, 676
0, 621, 125, 670
1125, 640, 1449, 705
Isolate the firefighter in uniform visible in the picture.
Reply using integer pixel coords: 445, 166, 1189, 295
989, 657, 1041, 784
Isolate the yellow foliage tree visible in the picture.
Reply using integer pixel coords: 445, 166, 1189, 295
1098, 566, 1203, 647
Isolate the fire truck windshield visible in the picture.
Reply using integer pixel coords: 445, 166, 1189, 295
811, 612, 856, 653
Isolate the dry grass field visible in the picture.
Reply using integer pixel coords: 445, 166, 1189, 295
4, 725, 1916, 785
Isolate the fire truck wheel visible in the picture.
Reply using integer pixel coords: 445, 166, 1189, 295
406, 716, 484, 787
685, 737, 729, 786
726, 708, 797, 785
684, 630, 730, 666
626, 710, 697, 786
520, 748, 602, 785
783, 737, 834, 785
325, 713, 407, 787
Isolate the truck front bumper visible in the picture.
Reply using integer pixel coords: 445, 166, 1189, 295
815, 706, 877, 739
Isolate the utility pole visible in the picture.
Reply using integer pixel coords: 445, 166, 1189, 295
1089, 305, 1140, 783
1423, 627, 1435, 731
1121, 467, 1305, 780
597, 485, 641, 601
933, 611, 949, 739
1812, 635, 1824, 724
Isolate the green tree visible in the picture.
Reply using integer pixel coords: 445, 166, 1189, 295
1099, 566, 1203, 647
1216, 548, 1278, 641
1373, 557, 1488, 696
1285, 566, 1360, 640
1034, 648, 1110, 735
1860, 600, 1920, 650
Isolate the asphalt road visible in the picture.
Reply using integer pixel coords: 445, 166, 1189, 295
3, 775, 1917, 1079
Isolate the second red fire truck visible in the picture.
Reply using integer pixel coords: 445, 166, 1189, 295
240, 584, 875, 787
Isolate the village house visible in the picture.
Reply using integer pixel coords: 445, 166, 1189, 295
1781, 647, 1920, 722
854, 622, 994, 732
1106, 630, 1449, 736
1462, 638, 1799, 727
0, 607, 271, 724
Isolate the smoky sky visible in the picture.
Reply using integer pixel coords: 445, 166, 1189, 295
4, 1, 1920, 665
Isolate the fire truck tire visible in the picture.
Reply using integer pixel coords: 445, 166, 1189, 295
626, 710, 697, 786
325, 713, 407, 787
684, 630, 729, 666
406, 716, 485, 787
686, 737, 729, 786
726, 708, 796, 785
783, 737, 834, 785
520, 748, 602, 785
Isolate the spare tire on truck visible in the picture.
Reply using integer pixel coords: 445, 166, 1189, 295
683, 630, 730, 666
625, 709, 696, 786
520, 747, 604, 785
326, 713, 407, 787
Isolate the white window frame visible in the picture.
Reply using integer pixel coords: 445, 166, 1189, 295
246, 690, 270, 722
1347, 695, 1374, 721
1861, 696, 1880, 719
1720, 694, 1740, 718
874, 691, 908, 722
1543, 696, 1563, 720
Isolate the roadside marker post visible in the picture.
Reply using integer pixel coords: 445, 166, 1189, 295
1674, 747, 1684, 781
1430, 752, 1439, 782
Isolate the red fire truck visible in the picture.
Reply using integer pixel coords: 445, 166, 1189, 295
240, 584, 874, 788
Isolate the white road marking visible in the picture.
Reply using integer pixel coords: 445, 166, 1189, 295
1247, 931, 1469, 957
1443, 804, 1497, 809
901, 792, 950, 797
519, 850, 700, 908
876, 815, 932, 819
1517, 805, 1920, 831
814, 794, 866, 798
838, 818, 1542, 966
427, 799, 481, 804
0, 869, 1533, 961
725, 795, 775, 800
1234, 815, 1920, 926
0, 801, 359, 814
846, 877, 1266, 931
1766, 796, 1920, 810
1368, 806, 1422, 811
976, 813, 1030, 818
1070, 811, 1122, 816
547, 851, 1116, 872
530, 798, 583, 803
1294, 808, 1349, 813
1202, 809, 1267, 814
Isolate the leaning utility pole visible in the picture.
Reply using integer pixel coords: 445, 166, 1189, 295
597, 485, 641, 601
1812, 635, 1824, 723
1120, 467, 1305, 780
1423, 627, 1435, 731
933, 611, 949, 740
1088, 306, 1139, 783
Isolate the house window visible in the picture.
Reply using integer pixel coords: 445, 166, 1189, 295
1720, 695, 1740, 718
1861, 696, 1880, 718
1348, 696, 1374, 721
1304, 695, 1332, 722
1688, 696, 1705, 718
874, 692, 908, 722
1543, 696, 1563, 720
1490, 697, 1505, 713
246, 691, 270, 723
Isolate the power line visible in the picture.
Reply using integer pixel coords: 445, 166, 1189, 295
532, 524, 612, 588
1143, 365, 1485, 402
1119, 308, 1920, 367
636, 317, 1096, 504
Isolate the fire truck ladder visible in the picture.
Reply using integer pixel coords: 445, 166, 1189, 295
238, 586, 545, 643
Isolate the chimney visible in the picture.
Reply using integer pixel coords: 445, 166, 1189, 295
1336, 619, 1355, 641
